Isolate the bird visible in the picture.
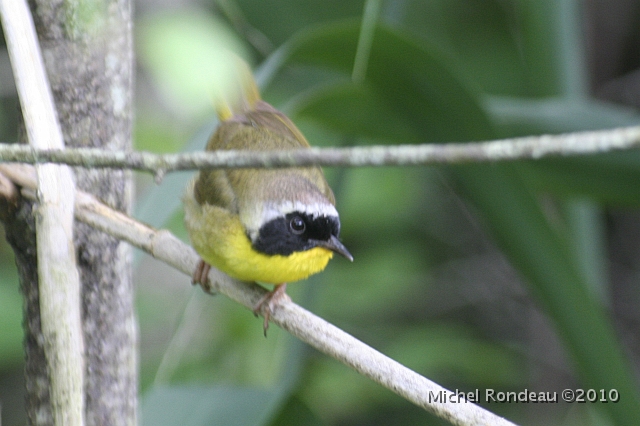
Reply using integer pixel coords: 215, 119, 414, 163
183, 60, 352, 334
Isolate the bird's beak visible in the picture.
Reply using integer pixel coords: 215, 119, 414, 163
317, 235, 353, 262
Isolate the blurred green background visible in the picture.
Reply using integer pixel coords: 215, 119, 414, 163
2, 0, 640, 425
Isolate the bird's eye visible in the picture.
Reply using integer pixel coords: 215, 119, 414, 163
289, 216, 306, 235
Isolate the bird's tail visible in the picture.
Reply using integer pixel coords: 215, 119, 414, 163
215, 57, 261, 122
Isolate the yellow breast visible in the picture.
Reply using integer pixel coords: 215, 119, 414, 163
184, 190, 334, 284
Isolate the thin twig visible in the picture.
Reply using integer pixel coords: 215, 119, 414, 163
1, 162, 517, 426
0, 126, 639, 176
0, 0, 83, 425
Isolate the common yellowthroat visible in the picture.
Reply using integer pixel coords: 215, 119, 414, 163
183, 61, 352, 333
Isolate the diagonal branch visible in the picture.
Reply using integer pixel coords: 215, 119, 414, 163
0, 162, 517, 426
0, 125, 639, 176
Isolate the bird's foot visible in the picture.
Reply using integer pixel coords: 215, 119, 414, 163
253, 283, 290, 336
192, 259, 215, 294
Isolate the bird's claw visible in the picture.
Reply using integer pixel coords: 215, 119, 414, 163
252, 284, 290, 336
192, 259, 215, 294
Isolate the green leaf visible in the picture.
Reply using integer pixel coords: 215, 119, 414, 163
267, 395, 326, 426
454, 163, 640, 425
486, 97, 640, 136
286, 20, 494, 142
395, 0, 530, 96
520, 154, 640, 206
232, 0, 363, 47
294, 82, 423, 143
